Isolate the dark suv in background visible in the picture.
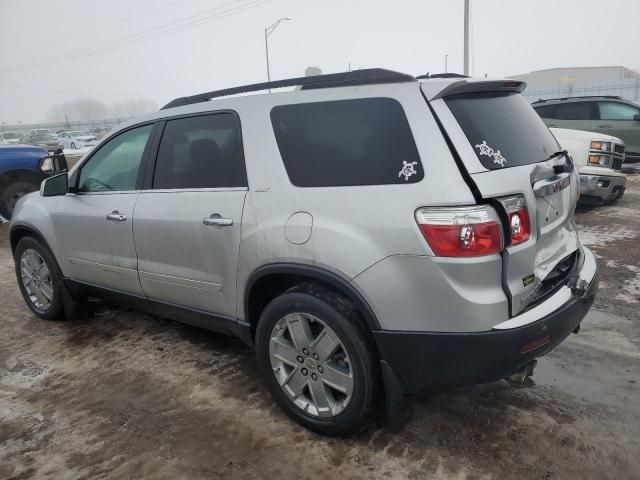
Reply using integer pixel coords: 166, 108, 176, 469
532, 96, 640, 170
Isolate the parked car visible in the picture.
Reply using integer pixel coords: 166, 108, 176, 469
0, 132, 23, 144
9, 70, 598, 435
19, 132, 64, 152
0, 145, 67, 220
88, 127, 110, 139
56, 131, 97, 150
532, 95, 640, 172
551, 127, 626, 204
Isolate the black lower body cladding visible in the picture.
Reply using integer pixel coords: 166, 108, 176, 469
373, 272, 599, 395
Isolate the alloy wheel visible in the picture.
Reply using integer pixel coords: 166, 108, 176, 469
20, 248, 53, 311
269, 312, 354, 417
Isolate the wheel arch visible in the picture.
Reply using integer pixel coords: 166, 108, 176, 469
244, 263, 381, 340
10, 223, 51, 256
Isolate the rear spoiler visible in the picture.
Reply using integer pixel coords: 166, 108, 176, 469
431, 80, 527, 100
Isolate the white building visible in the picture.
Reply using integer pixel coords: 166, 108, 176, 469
510, 66, 640, 103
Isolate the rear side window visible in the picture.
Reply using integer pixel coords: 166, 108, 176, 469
598, 101, 640, 120
554, 102, 594, 120
153, 113, 246, 189
533, 104, 557, 118
446, 92, 560, 170
271, 98, 423, 187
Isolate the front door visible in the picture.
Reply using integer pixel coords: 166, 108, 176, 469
596, 101, 640, 156
132, 112, 248, 318
54, 124, 154, 295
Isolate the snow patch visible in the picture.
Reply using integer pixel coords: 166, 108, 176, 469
615, 264, 640, 304
576, 224, 637, 247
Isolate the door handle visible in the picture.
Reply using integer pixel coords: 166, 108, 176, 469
106, 211, 127, 222
203, 214, 233, 227
598, 124, 612, 128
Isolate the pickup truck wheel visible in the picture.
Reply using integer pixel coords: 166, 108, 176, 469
0, 181, 39, 220
14, 236, 66, 320
255, 285, 377, 436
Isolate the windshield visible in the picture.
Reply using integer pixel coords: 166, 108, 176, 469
446, 92, 561, 170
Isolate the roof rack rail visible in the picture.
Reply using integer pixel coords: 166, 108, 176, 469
161, 68, 415, 110
532, 95, 623, 103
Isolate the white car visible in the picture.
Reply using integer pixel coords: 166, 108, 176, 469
551, 127, 626, 204
56, 131, 97, 150
0, 132, 22, 144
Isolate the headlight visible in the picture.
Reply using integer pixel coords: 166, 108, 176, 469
588, 154, 611, 167
40, 157, 53, 173
590, 141, 612, 152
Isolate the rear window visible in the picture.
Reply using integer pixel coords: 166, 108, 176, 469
270, 98, 423, 187
446, 92, 560, 170
533, 104, 557, 118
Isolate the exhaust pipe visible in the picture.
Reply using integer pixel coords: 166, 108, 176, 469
507, 359, 537, 386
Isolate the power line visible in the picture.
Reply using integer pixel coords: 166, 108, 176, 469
47, 0, 191, 49
0, 0, 273, 74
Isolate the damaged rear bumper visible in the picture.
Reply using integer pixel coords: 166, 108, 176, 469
373, 247, 598, 395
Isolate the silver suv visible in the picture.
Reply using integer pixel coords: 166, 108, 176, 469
10, 69, 598, 435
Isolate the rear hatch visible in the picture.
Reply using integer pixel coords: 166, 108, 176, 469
423, 81, 580, 316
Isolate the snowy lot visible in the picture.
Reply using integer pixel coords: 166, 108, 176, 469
0, 176, 639, 480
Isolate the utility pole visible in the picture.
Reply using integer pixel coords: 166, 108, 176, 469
444, 54, 448, 73
463, 0, 470, 76
264, 18, 292, 85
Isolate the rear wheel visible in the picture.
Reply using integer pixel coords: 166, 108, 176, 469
255, 285, 377, 435
71, 142, 76, 149
14, 237, 66, 320
0, 181, 39, 220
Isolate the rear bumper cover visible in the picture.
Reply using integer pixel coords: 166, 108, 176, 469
373, 248, 598, 394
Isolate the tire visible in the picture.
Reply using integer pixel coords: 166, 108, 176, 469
71, 142, 76, 149
0, 181, 39, 220
14, 236, 66, 320
255, 284, 377, 436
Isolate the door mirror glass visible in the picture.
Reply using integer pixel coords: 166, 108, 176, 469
41, 173, 68, 197
634, 114, 640, 121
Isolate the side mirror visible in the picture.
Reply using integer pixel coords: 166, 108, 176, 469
40, 173, 68, 197
633, 114, 640, 121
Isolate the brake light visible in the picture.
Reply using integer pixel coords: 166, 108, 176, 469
499, 195, 531, 246
415, 205, 503, 257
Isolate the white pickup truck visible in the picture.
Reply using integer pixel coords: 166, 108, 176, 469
551, 127, 627, 204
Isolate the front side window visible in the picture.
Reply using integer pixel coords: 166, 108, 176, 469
153, 113, 246, 189
599, 101, 640, 120
271, 98, 423, 187
78, 124, 152, 192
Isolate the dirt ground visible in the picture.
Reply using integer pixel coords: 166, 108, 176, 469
1, 177, 639, 480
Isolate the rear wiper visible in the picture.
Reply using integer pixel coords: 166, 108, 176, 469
542, 150, 574, 173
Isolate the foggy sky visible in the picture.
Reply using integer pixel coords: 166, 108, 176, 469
1, 0, 639, 124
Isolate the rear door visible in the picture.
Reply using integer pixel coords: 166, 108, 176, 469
132, 112, 247, 318
427, 83, 580, 315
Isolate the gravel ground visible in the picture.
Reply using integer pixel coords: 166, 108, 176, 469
1, 177, 639, 480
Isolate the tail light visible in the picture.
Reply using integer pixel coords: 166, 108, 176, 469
415, 205, 503, 257
498, 195, 531, 246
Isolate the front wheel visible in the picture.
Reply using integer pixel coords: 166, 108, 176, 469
255, 285, 377, 435
14, 236, 66, 320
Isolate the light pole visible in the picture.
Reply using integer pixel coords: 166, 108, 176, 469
463, 0, 469, 76
444, 54, 448, 73
265, 17, 292, 84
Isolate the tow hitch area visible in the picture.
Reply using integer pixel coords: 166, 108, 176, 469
507, 360, 537, 386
